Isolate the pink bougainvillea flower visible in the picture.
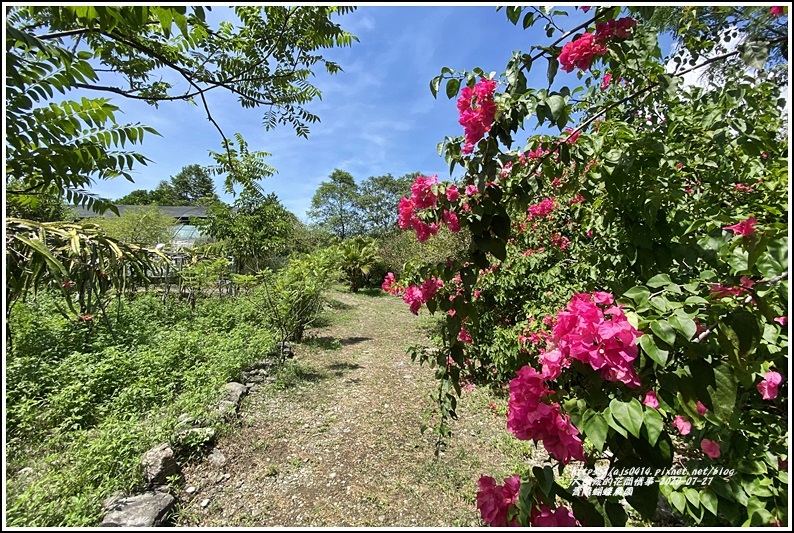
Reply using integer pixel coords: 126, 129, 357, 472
734, 183, 753, 192
381, 272, 403, 295
709, 283, 746, 299
696, 401, 708, 416
530, 503, 581, 527
595, 17, 638, 41
724, 216, 757, 236
458, 78, 498, 154
402, 285, 424, 315
79, 314, 94, 322
770, 6, 785, 17
527, 197, 557, 220
579, 6, 591, 12
564, 126, 581, 144
701, 439, 721, 459
410, 174, 439, 209
601, 72, 613, 90
443, 210, 461, 233
458, 327, 473, 344
476, 475, 521, 527
774, 316, 787, 326
757, 371, 783, 400
445, 184, 460, 202
673, 415, 691, 435
465, 184, 479, 196
643, 391, 660, 409
61, 280, 76, 289
558, 32, 608, 72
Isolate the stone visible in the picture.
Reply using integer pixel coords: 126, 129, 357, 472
217, 400, 238, 419
176, 413, 197, 429
224, 382, 248, 405
102, 491, 125, 511
141, 444, 177, 485
186, 486, 197, 494
100, 491, 175, 527
200, 498, 211, 509
176, 427, 216, 448
208, 448, 227, 467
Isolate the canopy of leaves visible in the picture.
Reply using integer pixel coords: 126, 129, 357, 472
199, 191, 298, 273
308, 169, 362, 239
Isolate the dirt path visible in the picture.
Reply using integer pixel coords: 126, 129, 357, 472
174, 290, 535, 527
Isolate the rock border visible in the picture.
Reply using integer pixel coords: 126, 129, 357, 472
97, 343, 291, 526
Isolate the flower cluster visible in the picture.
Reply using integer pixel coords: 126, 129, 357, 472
402, 277, 442, 314
458, 78, 498, 154
724, 216, 757, 237
594, 17, 638, 41
476, 475, 520, 527
559, 32, 607, 72
539, 292, 643, 386
527, 197, 557, 220
507, 366, 586, 464
559, 17, 637, 72
758, 371, 783, 400
398, 174, 452, 242
381, 272, 403, 295
530, 504, 581, 527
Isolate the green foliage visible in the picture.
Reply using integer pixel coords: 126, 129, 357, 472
356, 173, 416, 236
5, 292, 274, 526
198, 190, 298, 273
308, 169, 362, 239
5, 218, 164, 320
251, 249, 342, 346
85, 205, 177, 247
408, 5, 788, 527
117, 165, 218, 206
336, 236, 381, 292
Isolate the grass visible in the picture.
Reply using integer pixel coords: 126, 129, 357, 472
5, 291, 276, 527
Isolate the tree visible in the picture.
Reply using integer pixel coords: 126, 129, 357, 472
356, 172, 416, 237
170, 164, 217, 205
308, 169, 361, 239
398, 5, 787, 527
200, 191, 297, 273
6, 5, 358, 322
86, 205, 176, 247
6, 5, 357, 212
116, 166, 218, 206
336, 236, 381, 292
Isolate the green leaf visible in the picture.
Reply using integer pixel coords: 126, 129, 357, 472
669, 315, 697, 341
547, 57, 559, 87
445, 78, 461, 99
651, 319, 677, 346
623, 286, 651, 305
738, 39, 770, 70
532, 466, 555, 496
700, 490, 718, 516
546, 94, 566, 122
639, 334, 669, 366
643, 406, 663, 446
647, 273, 672, 288
430, 75, 441, 98
669, 491, 687, 514
707, 364, 737, 424
609, 398, 643, 438
582, 410, 608, 451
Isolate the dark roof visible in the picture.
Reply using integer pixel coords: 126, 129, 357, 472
74, 205, 208, 219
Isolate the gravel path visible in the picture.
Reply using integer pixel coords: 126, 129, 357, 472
173, 290, 534, 527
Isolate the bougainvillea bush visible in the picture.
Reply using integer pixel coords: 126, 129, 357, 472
387, 5, 788, 527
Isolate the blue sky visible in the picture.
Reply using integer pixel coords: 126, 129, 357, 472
80, 4, 599, 220
81, 5, 614, 221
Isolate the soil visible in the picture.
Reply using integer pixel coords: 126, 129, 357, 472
172, 288, 542, 527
